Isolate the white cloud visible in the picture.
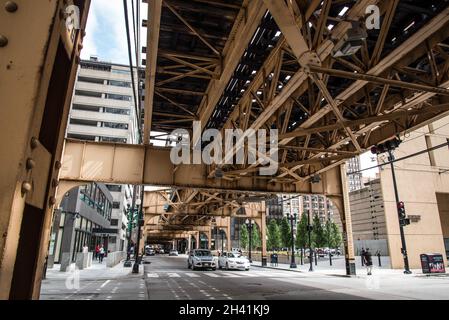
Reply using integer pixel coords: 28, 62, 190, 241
81, 0, 145, 65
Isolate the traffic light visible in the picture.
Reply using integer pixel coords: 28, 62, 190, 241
397, 201, 406, 219
371, 137, 402, 154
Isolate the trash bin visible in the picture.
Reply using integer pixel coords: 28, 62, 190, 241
420, 253, 446, 274
270, 253, 278, 267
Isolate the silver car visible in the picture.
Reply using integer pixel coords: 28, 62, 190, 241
187, 249, 216, 270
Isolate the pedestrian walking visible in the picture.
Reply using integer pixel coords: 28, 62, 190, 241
98, 245, 105, 264
95, 244, 100, 261
361, 247, 366, 266
363, 248, 373, 275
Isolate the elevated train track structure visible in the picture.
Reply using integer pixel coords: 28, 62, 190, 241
2, 0, 449, 298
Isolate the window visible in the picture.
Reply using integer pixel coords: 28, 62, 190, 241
111, 69, 130, 75
80, 62, 111, 72
108, 80, 131, 88
78, 76, 104, 85
75, 90, 102, 98
104, 107, 130, 115
106, 185, 122, 192
106, 93, 132, 101
72, 104, 101, 112
67, 134, 96, 141
111, 219, 119, 226
102, 122, 129, 130
70, 119, 98, 127
100, 137, 127, 143
113, 202, 121, 209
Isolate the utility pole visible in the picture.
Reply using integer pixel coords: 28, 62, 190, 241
371, 137, 411, 274
388, 150, 412, 274
307, 210, 313, 272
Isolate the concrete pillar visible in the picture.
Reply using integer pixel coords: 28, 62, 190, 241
187, 234, 192, 253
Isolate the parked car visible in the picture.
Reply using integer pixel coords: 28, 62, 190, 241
145, 248, 155, 256
187, 249, 216, 270
218, 251, 250, 271
169, 250, 179, 256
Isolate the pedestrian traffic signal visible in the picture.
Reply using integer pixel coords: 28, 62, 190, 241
397, 201, 406, 219
371, 137, 402, 154
400, 218, 410, 227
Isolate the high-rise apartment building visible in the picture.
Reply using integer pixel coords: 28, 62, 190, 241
64, 57, 141, 255
346, 156, 363, 192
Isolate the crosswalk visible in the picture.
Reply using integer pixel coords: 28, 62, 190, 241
146, 270, 300, 279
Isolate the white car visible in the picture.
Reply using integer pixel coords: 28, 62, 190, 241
218, 252, 250, 271
187, 249, 217, 270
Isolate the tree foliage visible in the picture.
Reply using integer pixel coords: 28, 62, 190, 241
312, 214, 326, 248
295, 213, 309, 248
251, 224, 261, 249
279, 217, 291, 248
267, 219, 281, 250
240, 224, 249, 250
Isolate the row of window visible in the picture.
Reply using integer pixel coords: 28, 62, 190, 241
75, 90, 132, 102
69, 118, 129, 130
72, 104, 131, 115
79, 183, 112, 221
78, 76, 132, 88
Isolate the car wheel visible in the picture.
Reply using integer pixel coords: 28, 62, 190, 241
212, 268, 216, 271
226, 263, 229, 270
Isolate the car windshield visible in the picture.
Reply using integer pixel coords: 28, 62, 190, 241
194, 250, 211, 257
229, 253, 241, 258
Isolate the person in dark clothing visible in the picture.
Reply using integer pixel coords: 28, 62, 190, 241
361, 248, 366, 266
363, 248, 373, 275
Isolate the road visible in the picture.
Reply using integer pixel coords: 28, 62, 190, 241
143, 254, 365, 300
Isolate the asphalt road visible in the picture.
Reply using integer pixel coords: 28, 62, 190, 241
143, 255, 367, 300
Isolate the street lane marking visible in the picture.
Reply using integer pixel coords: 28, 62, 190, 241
185, 273, 200, 278
147, 273, 159, 278
168, 273, 181, 277
203, 273, 220, 277
219, 272, 241, 278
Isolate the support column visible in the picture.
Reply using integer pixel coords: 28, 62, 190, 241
207, 229, 212, 250
226, 217, 231, 251
187, 234, 191, 253
337, 164, 356, 275
260, 209, 267, 267
195, 232, 200, 249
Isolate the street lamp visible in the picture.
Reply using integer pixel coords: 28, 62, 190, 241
221, 229, 225, 252
306, 210, 313, 272
287, 213, 297, 268
132, 198, 143, 274
372, 137, 411, 274
245, 219, 255, 263
327, 217, 332, 266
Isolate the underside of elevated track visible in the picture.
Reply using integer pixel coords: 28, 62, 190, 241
2, 0, 449, 299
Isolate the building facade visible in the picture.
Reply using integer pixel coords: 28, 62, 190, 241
349, 178, 389, 255
49, 183, 113, 265
266, 194, 336, 224
63, 57, 141, 255
347, 156, 363, 192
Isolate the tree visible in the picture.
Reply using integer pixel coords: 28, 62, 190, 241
267, 219, 281, 251
296, 213, 309, 249
240, 224, 249, 250
251, 224, 261, 250
324, 219, 333, 248
279, 217, 291, 248
331, 221, 342, 250
312, 214, 326, 248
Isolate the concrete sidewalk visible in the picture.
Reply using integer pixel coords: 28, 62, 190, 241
44, 258, 143, 281
251, 255, 434, 278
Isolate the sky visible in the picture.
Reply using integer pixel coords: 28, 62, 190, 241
81, 0, 147, 65
80, 1, 378, 178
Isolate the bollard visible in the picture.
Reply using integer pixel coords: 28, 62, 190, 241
314, 251, 317, 266
377, 253, 382, 267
